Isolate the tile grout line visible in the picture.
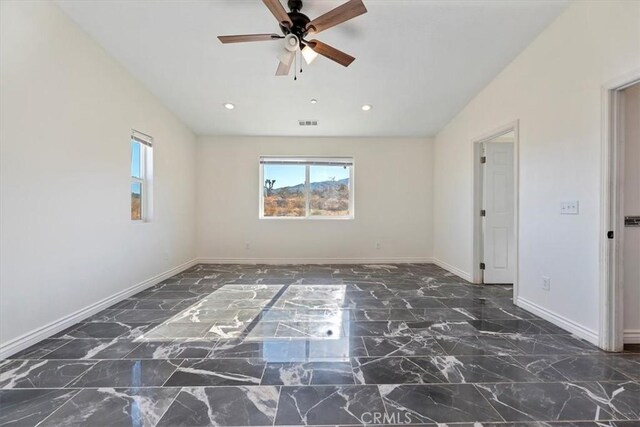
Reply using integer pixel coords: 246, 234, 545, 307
33, 388, 83, 426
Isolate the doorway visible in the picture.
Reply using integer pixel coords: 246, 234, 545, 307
472, 122, 519, 294
600, 73, 640, 352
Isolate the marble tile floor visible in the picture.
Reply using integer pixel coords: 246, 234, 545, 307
1, 263, 638, 426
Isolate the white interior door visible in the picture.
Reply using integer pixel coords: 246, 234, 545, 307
483, 141, 515, 284
623, 83, 640, 343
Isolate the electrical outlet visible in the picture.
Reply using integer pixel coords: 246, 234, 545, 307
560, 200, 579, 215
542, 276, 551, 291
375, 242, 381, 250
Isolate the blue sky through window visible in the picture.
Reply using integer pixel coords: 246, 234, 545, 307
264, 164, 349, 189
131, 140, 141, 178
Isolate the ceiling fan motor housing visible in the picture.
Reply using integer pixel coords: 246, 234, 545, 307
280, 1, 311, 43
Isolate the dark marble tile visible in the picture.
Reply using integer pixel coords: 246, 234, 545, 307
262, 361, 355, 385
157, 386, 280, 426
431, 355, 541, 383
439, 297, 495, 308
506, 334, 604, 355
462, 305, 539, 320
530, 356, 633, 381
352, 357, 446, 384
38, 387, 180, 426
408, 320, 478, 336
110, 298, 197, 310
274, 321, 346, 339
132, 290, 207, 300
42, 339, 140, 360
275, 385, 386, 425
10, 264, 637, 425
410, 307, 476, 322
512, 356, 571, 381
351, 309, 417, 321
208, 339, 267, 359
380, 383, 503, 423
530, 318, 572, 334
436, 335, 522, 356
107, 309, 180, 323
164, 358, 265, 386
0, 360, 95, 388
476, 381, 638, 422
125, 340, 216, 359
389, 297, 447, 309
69, 359, 180, 387
141, 322, 214, 340
6, 339, 71, 360
349, 321, 411, 337
0, 389, 79, 426
362, 336, 446, 357
468, 319, 550, 335
587, 381, 640, 420
57, 322, 154, 339
603, 355, 640, 380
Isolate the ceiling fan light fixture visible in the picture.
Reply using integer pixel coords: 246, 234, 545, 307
284, 34, 300, 52
302, 44, 319, 64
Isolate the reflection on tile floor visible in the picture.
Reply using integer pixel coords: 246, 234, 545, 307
1, 264, 639, 426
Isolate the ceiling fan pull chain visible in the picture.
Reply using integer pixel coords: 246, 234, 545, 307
294, 52, 298, 81
300, 50, 303, 74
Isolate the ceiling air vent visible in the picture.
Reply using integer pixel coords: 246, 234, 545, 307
299, 120, 318, 126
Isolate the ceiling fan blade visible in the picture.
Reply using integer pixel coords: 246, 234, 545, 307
306, 0, 367, 34
276, 51, 295, 76
218, 34, 282, 44
307, 39, 355, 67
263, 0, 293, 27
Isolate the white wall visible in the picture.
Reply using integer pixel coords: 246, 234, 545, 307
433, 0, 640, 343
0, 1, 197, 352
196, 137, 433, 263
623, 83, 640, 343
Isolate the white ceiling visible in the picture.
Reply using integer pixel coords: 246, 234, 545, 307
56, 0, 568, 137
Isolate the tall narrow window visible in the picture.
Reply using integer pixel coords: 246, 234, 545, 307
260, 157, 354, 219
131, 130, 153, 221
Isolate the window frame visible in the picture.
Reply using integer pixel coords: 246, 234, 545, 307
259, 156, 355, 220
131, 130, 153, 222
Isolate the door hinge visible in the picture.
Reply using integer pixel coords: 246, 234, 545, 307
480, 156, 487, 164
480, 209, 486, 217
607, 231, 614, 239
480, 262, 486, 270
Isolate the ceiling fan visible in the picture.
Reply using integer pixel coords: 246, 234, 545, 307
218, 0, 367, 77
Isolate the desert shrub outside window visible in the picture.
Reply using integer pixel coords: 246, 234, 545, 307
260, 157, 354, 219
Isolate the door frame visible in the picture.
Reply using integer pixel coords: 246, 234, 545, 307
599, 70, 640, 352
472, 121, 519, 301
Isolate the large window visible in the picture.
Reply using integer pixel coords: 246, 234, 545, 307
131, 130, 153, 221
260, 157, 354, 219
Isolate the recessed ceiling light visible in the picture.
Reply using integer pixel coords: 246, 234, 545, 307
310, 99, 318, 104
223, 103, 235, 110
361, 104, 372, 111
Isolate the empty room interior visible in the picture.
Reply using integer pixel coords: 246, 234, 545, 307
1, 0, 640, 426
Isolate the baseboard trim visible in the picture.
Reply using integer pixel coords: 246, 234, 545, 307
624, 330, 640, 344
0, 258, 199, 359
517, 296, 599, 345
197, 257, 434, 265
431, 258, 472, 282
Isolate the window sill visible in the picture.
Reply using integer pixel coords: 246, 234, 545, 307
259, 216, 354, 220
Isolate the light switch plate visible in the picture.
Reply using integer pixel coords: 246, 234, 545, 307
561, 200, 579, 215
